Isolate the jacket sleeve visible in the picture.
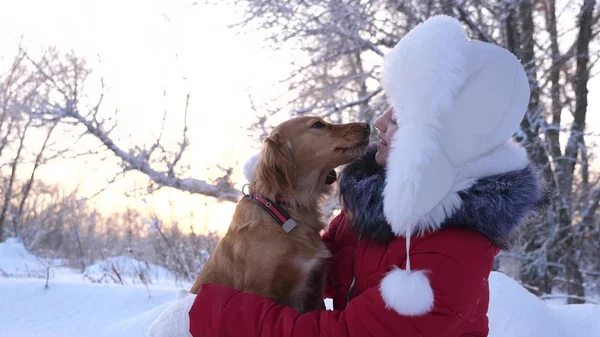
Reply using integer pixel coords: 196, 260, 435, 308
188, 232, 497, 337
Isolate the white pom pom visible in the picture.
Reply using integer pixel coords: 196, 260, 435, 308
243, 154, 260, 182
379, 267, 434, 316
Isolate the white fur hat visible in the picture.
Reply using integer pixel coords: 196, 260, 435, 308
378, 15, 530, 316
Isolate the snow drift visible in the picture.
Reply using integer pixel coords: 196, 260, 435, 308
0, 238, 597, 337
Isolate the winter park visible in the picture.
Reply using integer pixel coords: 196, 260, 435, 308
1, 0, 600, 336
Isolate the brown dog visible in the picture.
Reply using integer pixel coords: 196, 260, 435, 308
189, 116, 370, 313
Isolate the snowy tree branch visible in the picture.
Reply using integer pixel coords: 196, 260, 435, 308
23, 49, 242, 203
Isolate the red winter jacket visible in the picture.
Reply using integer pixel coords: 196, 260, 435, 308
190, 210, 500, 337
188, 146, 544, 337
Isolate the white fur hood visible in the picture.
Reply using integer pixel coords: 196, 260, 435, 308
381, 15, 531, 238
371, 15, 532, 317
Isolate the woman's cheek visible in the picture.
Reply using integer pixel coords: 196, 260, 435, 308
386, 127, 398, 144
375, 148, 388, 166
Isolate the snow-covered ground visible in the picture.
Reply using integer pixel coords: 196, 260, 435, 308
0, 238, 598, 337
0, 238, 190, 337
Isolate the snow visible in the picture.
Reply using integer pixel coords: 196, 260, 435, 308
550, 304, 600, 337
0, 237, 49, 277
0, 277, 180, 337
0, 238, 190, 337
0, 238, 598, 337
488, 272, 568, 337
84, 255, 179, 285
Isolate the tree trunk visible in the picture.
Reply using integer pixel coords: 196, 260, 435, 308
545, 0, 563, 164
503, 1, 518, 53
517, 0, 541, 142
506, 1, 554, 183
509, 1, 555, 295
556, 0, 596, 303
565, 256, 586, 304
14, 122, 57, 229
440, 0, 453, 16
0, 117, 33, 239
562, 0, 596, 198
352, 52, 370, 122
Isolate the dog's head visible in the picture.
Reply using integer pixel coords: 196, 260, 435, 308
250, 116, 370, 201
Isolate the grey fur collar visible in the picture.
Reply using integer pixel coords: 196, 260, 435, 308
338, 144, 547, 249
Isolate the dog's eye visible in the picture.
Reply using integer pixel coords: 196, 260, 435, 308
311, 121, 326, 129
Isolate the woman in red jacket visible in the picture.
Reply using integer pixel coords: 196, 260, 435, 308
149, 15, 545, 337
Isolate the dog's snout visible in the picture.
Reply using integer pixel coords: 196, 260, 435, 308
356, 122, 370, 138
339, 122, 371, 140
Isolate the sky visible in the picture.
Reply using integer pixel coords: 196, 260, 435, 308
0, 0, 599, 235
0, 0, 294, 234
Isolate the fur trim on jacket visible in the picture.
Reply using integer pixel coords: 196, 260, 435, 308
339, 144, 546, 249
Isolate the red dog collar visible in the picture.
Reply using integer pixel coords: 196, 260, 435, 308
247, 194, 297, 233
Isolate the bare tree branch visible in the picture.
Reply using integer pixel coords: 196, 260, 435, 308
23, 50, 242, 203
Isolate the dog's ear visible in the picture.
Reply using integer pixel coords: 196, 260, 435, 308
255, 133, 296, 193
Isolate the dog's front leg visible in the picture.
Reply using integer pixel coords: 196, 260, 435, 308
300, 260, 327, 312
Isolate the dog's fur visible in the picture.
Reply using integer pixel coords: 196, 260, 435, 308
189, 116, 370, 313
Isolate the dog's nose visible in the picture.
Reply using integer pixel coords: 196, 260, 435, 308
359, 122, 369, 130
